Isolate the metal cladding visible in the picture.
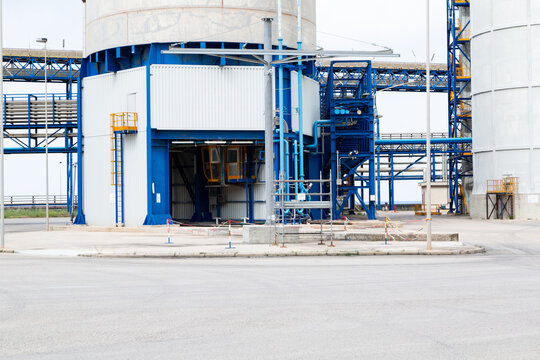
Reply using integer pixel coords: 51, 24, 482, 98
84, 0, 317, 56
471, 0, 540, 219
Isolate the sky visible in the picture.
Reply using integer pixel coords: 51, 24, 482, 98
1, 0, 448, 203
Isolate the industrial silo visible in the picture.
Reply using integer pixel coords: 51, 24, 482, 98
77, 0, 319, 226
470, 0, 540, 219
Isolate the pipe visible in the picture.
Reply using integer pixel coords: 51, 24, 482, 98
294, 140, 299, 196
297, 0, 305, 181
305, 120, 337, 151
375, 137, 472, 145
277, 0, 285, 190
263, 18, 274, 225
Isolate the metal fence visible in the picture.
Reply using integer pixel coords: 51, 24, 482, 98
3, 195, 77, 207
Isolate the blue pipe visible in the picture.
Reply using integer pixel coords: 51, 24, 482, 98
305, 120, 333, 151
375, 137, 472, 145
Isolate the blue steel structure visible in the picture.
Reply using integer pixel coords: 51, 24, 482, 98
2, 49, 81, 97
4, 43, 475, 224
447, 0, 472, 213
318, 61, 376, 219
375, 136, 472, 209
2, 49, 82, 213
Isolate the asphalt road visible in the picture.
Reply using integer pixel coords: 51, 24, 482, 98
1, 217, 540, 359
3, 217, 72, 233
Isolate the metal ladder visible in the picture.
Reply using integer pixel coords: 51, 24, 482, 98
110, 124, 124, 227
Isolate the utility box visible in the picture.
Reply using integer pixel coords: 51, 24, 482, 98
420, 181, 449, 208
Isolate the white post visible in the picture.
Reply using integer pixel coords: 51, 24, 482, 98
37, 38, 50, 231
426, 0, 432, 250
59, 161, 62, 197
0, 0, 5, 249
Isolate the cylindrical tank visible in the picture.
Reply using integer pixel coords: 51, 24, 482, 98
470, 0, 540, 219
84, 0, 317, 56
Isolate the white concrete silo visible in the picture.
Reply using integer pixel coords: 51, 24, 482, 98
470, 0, 540, 219
84, 0, 317, 56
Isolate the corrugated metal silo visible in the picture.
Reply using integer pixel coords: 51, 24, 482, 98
470, 0, 540, 219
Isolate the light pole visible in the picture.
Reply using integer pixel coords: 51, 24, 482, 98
59, 161, 62, 198
0, 0, 5, 249
425, 0, 432, 250
36, 37, 49, 231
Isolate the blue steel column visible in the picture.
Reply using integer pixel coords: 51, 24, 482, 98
330, 122, 337, 220
74, 70, 85, 224
143, 65, 154, 224
377, 116, 381, 210
389, 153, 395, 210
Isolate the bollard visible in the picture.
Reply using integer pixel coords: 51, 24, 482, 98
344, 217, 348, 241
166, 218, 173, 244
384, 217, 389, 245
226, 219, 235, 249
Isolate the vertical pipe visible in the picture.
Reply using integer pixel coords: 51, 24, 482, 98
297, 0, 305, 181
278, 0, 285, 191
426, 0, 432, 250
377, 120, 381, 210
0, 0, 4, 249
263, 18, 274, 225
294, 140, 299, 197
389, 153, 395, 210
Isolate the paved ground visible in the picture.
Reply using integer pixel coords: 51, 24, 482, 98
1, 215, 481, 257
3, 217, 71, 233
1, 215, 540, 359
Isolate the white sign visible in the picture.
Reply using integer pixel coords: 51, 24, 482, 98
156, 193, 161, 204
298, 193, 306, 201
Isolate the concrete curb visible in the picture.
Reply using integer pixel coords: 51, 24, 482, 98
77, 246, 485, 259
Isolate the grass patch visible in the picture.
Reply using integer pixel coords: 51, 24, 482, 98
5, 208, 72, 219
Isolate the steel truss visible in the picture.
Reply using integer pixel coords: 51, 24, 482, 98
447, 0, 472, 214
319, 61, 376, 220
317, 63, 448, 92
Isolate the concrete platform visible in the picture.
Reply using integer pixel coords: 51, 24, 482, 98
2, 225, 482, 258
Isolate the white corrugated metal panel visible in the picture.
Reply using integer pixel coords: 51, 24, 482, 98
150, 65, 266, 131
291, 71, 321, 137
85, 0, 317, 56
471, 1, 540, 219
82, 67, 148, 226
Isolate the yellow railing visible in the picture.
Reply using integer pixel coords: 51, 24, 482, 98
111, 112, 138, 133
457, 66, 471, 79
487, 177, 519, 194
458, 102, 472, 117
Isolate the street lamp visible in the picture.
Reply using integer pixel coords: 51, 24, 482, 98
36, 37, 50, 231
425, 0, 432, 251
0, 0, 5, 249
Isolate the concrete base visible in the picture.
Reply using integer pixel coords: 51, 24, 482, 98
243, 225, 300, 244
470, 194, 540, 220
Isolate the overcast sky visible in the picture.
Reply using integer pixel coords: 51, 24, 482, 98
2, 0, 448, 203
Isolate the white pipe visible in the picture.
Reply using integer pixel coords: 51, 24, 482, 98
277, 0, 285, 189
297, 0, 305, 181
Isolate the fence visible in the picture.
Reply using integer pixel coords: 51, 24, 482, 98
3, 195, 77, 207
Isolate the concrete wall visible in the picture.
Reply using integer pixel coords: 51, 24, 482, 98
85, 0, 317, 56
